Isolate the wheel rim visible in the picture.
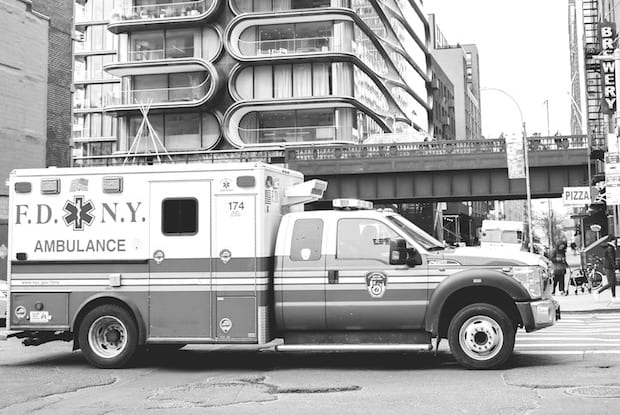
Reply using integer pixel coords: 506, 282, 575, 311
458, 315, 504, 361
88, 316, 128, 359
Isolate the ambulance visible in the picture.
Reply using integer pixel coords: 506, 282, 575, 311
2, 162, 558, 369
479, 220, 526, 251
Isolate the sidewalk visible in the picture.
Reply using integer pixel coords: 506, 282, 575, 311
554, 291, 620, 313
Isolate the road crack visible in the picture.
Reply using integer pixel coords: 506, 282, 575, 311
146, 375, 361, 409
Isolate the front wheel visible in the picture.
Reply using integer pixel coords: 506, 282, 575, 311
447, 303, 515, 370
79, 304, 138, 369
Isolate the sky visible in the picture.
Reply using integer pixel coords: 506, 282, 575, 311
426, 0, 573, 139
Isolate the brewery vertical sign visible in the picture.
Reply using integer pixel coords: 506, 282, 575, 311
600, 22, 617, 114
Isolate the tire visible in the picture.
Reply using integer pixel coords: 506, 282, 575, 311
447, 303, 516, 370
591, 271, 603, 290
79, 304, 138, 369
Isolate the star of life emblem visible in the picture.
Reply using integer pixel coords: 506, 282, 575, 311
63, 195, 95, 231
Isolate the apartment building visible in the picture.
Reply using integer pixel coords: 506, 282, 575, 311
72, 0, 431, 161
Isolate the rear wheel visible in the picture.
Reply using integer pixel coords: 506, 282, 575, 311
590, 271, 604, 290
79, 304, 138, 369
448, 303, 515, 370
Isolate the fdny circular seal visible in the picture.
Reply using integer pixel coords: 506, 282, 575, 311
219, 249, 232, 264
14, 305, 27, 320
219, 318, 232, 334
366, 272, 387, 298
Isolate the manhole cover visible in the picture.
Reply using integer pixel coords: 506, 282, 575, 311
566, 386, 620, 398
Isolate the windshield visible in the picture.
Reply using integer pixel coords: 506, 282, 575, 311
386, 214, 445, 250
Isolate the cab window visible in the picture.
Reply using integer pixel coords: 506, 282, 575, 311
337, 218, 398, 262
290, 218, 323, 261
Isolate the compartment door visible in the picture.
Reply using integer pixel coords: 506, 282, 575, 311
212, 194, 257, 340
148, 180, 212, 339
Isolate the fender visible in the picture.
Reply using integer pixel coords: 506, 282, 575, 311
424, 268, 531, 335
71, 293, 147, 344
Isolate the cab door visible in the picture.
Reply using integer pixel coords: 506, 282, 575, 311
148, 180, 212, 339
325, 217, 428, 330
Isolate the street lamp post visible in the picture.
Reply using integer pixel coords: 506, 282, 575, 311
481, 87, 534, 252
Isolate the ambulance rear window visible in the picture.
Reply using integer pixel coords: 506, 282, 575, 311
162, 198, 198, 236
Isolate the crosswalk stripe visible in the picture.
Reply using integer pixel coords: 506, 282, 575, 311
517, 337, 620, 341
516, 350, 620, 355
516, 343, 620, 347
513, 312, 620, 354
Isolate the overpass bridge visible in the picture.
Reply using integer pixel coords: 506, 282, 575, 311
75, 135, 591, 203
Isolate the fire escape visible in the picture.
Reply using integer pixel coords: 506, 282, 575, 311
583, 0, 606, 151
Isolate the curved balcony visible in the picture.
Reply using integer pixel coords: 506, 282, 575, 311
226, 9, 401, 82
104, 73, 219, 113
107, 0, 220, 34
223, 97, 390, 148
105, 57, 215, 78
237, 35, 336, 57
239, 125, 345, 145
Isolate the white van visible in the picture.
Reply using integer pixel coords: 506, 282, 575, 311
479, 220, 525, 251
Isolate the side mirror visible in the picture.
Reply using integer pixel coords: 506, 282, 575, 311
406, 250, 423, 267
389, 238, 422, 266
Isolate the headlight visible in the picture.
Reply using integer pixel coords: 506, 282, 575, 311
512, 266, 543, 298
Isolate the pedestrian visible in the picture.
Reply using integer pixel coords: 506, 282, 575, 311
594, 234, 618, 303
549, 240, 568, 295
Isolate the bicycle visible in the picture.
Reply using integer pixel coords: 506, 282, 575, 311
568, 256, 604, 294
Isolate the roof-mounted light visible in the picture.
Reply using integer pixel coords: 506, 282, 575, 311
41, 178, 61, 195
333, 199, 373, 210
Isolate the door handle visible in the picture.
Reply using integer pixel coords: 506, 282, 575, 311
328, 270, 339, 284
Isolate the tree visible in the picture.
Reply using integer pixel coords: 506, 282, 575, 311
533, 207, 566, 247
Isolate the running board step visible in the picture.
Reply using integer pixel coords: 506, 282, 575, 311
275, 344, 432, 352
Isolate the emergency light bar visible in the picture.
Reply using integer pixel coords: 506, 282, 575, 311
333, 199, 373, 210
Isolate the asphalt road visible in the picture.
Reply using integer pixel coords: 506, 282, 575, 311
1, 315, 620, 414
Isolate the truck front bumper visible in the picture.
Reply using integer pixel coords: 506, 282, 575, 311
516, 298, 559, 332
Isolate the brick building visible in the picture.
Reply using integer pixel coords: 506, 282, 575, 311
0, 0, 73, 279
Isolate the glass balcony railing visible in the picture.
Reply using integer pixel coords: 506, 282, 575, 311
127, 46, 194, 61
238, 36, 342, 56
110, 0, 209, 22
105, 77, 210, 106
239, 124, 345, 144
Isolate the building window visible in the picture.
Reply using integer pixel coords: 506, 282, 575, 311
233, 0, 334, 14
130, 29, 195, 61
162, 198, 198, 236
126, 111, 218, 151
130, 72, 208, 104
236, 63, 332, 100
75, 141, 115, 158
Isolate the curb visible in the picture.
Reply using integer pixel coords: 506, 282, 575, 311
560, 308, 620, 314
